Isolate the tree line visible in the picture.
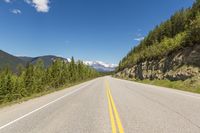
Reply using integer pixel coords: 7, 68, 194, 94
0, 57, 99, 104
118, 0, 200, 71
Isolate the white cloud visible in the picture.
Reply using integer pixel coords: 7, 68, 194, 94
134, 37, 144, 41
133, 29, 145, 42
4, 0, 11, 3
11, 9, 22, 14
25, 0, 50, 13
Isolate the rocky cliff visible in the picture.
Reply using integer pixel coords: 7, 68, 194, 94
116, 45, 200, 81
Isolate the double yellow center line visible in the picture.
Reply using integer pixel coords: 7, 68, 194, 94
105, 80, 124, 133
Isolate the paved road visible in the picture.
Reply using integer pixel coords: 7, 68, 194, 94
0, 76, 200, 133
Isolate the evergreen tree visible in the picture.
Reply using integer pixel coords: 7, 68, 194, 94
0, 56, 99, 104
118, 0, 200, 71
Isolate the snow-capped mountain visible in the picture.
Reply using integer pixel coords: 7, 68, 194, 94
66, 58, 71, 62
52, 57, 117, 72
83, 61, 118, 72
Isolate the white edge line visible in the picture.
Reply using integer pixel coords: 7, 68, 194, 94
0, 82, 92, 130
113, 77, 200, 100
170, 91, 200, 100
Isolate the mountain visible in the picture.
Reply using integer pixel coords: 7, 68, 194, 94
83, 61, 117, 72
19, 56, 69, 68
0, 50, 26, 71
0, 51, 69, 70
0, 50, 116, 72
19, 57, 33, 62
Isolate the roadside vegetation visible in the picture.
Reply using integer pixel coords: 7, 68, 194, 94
118, 0, 200, 70
137, 79, 200, 94
0, 57, 99, 105
115, 0, 200, 94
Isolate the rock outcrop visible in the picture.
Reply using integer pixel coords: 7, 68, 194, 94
116, 45, 200, 81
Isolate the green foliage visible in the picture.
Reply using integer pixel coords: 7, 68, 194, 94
0, 50, 26, 71
118, 0, 200, 71
0, 57, 99, 104
138, 79, 200, 94
185, 13, 200, 45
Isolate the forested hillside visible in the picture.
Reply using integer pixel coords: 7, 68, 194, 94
118, 0, 200, 70
19, 55, 69, 68
0, 57, 99, 104
115, 0, 200, 93
0, 50, 26, 71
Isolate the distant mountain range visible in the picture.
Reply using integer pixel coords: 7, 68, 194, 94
83, 61, 117, 72
0, 50, 117, 72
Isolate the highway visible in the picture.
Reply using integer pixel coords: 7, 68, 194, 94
0, 76, 200, 133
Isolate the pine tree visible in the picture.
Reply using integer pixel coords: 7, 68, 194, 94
0, 56, 99, 104
24, 64, 35, 95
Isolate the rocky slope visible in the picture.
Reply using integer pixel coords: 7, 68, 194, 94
116, 44, 200, 81
116, 0, 200, 84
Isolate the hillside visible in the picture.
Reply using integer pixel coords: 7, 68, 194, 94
116, 0, 200, 92
0, 50, 26, 71
19, 56, 69, 68
0, 53, 99, 105
0, 52, 69, 71
0, 51, 70, 71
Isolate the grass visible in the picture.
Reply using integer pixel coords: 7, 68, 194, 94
114, 76, 200, 94
0, 78, 96, 108
137, 80, 200, 94
136, 79, 200, 94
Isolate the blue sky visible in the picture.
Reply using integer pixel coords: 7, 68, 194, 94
0, 0, 195, 64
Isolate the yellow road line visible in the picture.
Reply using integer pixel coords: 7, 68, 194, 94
105, 80, 124, 133
108, 88, 125, 133
106, 88, 117, 133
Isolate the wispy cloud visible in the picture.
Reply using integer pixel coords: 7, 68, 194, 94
134, 37, 144, 41
25, 0, 50, 13
133, 29, 145, 42
24, 0, 31, 4
11, 9, 22, 14
4, 0, 50, 13
4, 0, 12, 3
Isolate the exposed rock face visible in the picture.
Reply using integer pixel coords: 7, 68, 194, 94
116, 45, 200, 81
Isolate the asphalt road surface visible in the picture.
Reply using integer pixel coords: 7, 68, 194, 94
0, 76, 200, 133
